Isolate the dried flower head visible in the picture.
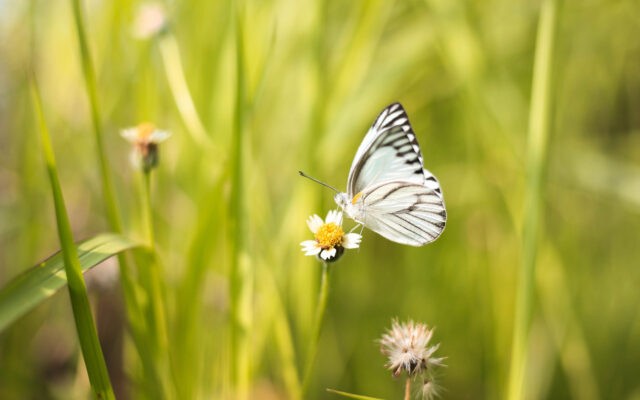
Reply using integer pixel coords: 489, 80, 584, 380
300, 210, 361, 262
380, 319, 445, 399
121, 123, 170, 172
133, 2, 168, 39
380, 319, 444, 378
420, 376, 442, 400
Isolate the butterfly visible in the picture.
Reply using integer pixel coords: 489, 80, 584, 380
301, 102, 446, 246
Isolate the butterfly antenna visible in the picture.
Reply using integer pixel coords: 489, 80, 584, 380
298, 171, 340, 193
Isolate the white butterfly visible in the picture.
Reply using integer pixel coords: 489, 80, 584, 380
302, 103, 446, 247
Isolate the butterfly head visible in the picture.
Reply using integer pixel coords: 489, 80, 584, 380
334, 192, 350, 209
334, 192, 365, 223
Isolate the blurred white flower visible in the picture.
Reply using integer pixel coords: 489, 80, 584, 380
133, 3, 168, 39
300, 210, 361, 262
121, 123, 170, 172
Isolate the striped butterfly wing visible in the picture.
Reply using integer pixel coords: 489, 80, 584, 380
359, 181, 446, 246
347, 103, 427, 197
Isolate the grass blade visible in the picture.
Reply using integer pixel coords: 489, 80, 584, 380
69, 0, 120, 232
229, 4, 252, 398
30, 76, 115, 400
507, 0, 560, 398
326, 388, 386, 400
0, 233, 141, 332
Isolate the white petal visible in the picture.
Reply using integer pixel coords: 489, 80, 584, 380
300, 240, 321, 256
342, 233, 362, 249
121, 128, 138, 142
326, 210, 343, 226
305, 247, 322, 256
149, 130, 171, 143
306, 215, 324, 233
320, 247, 336, 260
300, 240, 317, 250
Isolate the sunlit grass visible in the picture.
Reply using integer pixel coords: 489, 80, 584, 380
1, 0, 640, 399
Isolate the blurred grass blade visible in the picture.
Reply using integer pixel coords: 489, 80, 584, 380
0, 233, 141, 332
70, 0, 120, 231
68, 2, 150, 393
507, 0, 560, 399
537, 242, 600, 400
229, 3, 252, 398
326, 388, 385, 400
159, 34, 212, 147
30, 76, 115, 400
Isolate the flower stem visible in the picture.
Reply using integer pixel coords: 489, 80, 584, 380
139, 170, 169, 359
507, 0, 559, 399
302, 262, 332, 397
404, 377, 411, 400
141, 172, 156, 248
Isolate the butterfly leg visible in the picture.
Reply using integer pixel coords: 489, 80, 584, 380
348, 224, 365, 237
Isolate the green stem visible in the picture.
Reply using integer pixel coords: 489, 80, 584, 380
302, 262, 332, 397
31, 76, 115, 400
132, 170, 172, 398
141, 172, 156, 248
139, 171, 169, 357
507, 0, 559, 399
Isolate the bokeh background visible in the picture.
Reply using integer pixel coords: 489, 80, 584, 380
1, 0, 640, 399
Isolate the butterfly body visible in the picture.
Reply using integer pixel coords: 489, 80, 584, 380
334, 103, 447, 247
334, 192, 366, 224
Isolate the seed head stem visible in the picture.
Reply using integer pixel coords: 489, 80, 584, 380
405, 377, 411, 400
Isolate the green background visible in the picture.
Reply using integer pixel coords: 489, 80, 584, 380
1, 0, 639, 399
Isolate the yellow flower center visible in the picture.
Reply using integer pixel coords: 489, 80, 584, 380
315, 222, 344, 248
136, 122, 157, 141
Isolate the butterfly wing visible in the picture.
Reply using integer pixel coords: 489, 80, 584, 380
358, 181, 446, 247
347, 103, 426, 197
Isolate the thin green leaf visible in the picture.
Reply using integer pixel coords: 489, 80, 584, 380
326, 388, 386, 400
31, 75, 115, 399
0, 233, 141, 332
507, 0, 560, 399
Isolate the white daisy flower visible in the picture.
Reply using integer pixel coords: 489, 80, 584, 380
121, 123, 170, 172
133, 3, 168, 39
379, 319, 444, 378
300, 210, 362, 262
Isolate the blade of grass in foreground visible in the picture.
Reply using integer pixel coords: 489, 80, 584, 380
507, 0, 560, 399
229, 4, 252, 398
0, 233, 141, 332
30, 76, 115, 400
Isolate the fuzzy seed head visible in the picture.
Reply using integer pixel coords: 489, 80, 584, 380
379, 319, 443, 378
